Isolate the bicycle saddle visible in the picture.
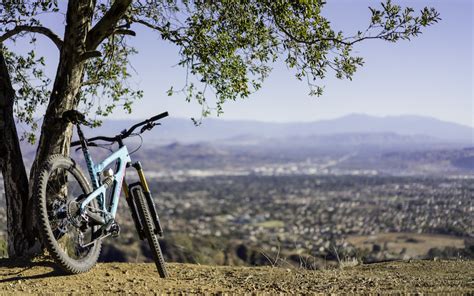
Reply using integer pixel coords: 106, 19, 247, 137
62, 110, 88, 125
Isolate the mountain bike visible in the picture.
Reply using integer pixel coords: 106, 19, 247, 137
35, 110, 169, 278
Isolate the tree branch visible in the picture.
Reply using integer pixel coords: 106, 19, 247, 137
79, 50, 102, 61
133, 19, 161, 31
268, 4, 414, 48
86, 0, 133, 50
273, 14, 415, 47
132, 19, 186, 43
0, 26, 63, 50
114, 29, 136, 36
267, 4, 348, 47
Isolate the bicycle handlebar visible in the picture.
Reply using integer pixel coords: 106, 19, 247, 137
149, 112, 169, 122
71, 111, 169, 147
120, 111, 169, 139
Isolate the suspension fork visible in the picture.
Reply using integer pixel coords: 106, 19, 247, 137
122, 165, 146, 240
132, 161, 164, 236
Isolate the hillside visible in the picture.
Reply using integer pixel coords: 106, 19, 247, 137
0, 260, 472, 294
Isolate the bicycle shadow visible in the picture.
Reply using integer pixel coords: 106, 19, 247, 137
0, 258, 64, 284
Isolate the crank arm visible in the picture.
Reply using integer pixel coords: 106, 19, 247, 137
80, 232, 111, 248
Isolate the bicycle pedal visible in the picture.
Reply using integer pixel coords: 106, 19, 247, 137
111, 223, 120, 238
106, 221, 120, 238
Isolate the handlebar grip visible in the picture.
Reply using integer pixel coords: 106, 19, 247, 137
149, 112, 169, 122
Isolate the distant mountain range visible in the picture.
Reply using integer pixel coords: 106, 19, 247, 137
90, 114, 473, 145
16, 114, 474, 174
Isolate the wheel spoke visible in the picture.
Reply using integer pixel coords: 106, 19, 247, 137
44, 166, 97, 260
37, 155, 102, 273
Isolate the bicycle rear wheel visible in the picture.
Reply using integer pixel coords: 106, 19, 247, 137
133, 187, 168, 278
35, 154, 102, 274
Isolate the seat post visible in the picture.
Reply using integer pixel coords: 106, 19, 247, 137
76, 123, 88, 149
74, 123, 99, 189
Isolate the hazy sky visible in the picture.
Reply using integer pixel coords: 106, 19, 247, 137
10, 0, 474, 126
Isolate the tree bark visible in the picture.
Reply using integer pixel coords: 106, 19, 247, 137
26, 0, 97, 243
30, 0, 133, 178
0, 0, 132, 256
0, 50, 37, 257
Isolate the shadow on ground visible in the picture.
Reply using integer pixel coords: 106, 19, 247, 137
0, 258, 64, 283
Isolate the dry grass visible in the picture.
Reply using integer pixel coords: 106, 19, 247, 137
347, 232, 465, 258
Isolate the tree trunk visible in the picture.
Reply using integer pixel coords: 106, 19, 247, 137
1, 0, 131, 257
0, 50, 37, 257
31, 0, 95, 166
26, 0, 96, 246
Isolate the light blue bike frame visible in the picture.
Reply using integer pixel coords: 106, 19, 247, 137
78, 145, 131, 221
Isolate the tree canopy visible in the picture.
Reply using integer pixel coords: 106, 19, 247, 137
1, 0, 440, 139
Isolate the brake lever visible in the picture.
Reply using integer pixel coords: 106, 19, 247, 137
140, 122, 160, 134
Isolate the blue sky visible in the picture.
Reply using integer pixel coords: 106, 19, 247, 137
123, 0, 473, 126
9, 0, 474, 127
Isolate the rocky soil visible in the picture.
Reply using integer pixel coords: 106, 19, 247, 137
0, 259, 473, 294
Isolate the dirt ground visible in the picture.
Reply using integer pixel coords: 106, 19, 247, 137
0, 259, 472, 294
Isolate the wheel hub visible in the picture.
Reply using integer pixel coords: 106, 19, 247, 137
66, 200, 85, 228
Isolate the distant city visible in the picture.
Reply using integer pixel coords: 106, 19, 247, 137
1, 114, 473, 264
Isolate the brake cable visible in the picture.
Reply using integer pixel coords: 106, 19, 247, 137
74, 141, 114, 153
128, 133, 143, 155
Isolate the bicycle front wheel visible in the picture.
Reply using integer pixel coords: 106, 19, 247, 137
35, 154, 102, 274
134, 188, 168, 278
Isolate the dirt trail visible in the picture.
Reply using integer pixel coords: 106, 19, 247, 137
0, 259, 473, 294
